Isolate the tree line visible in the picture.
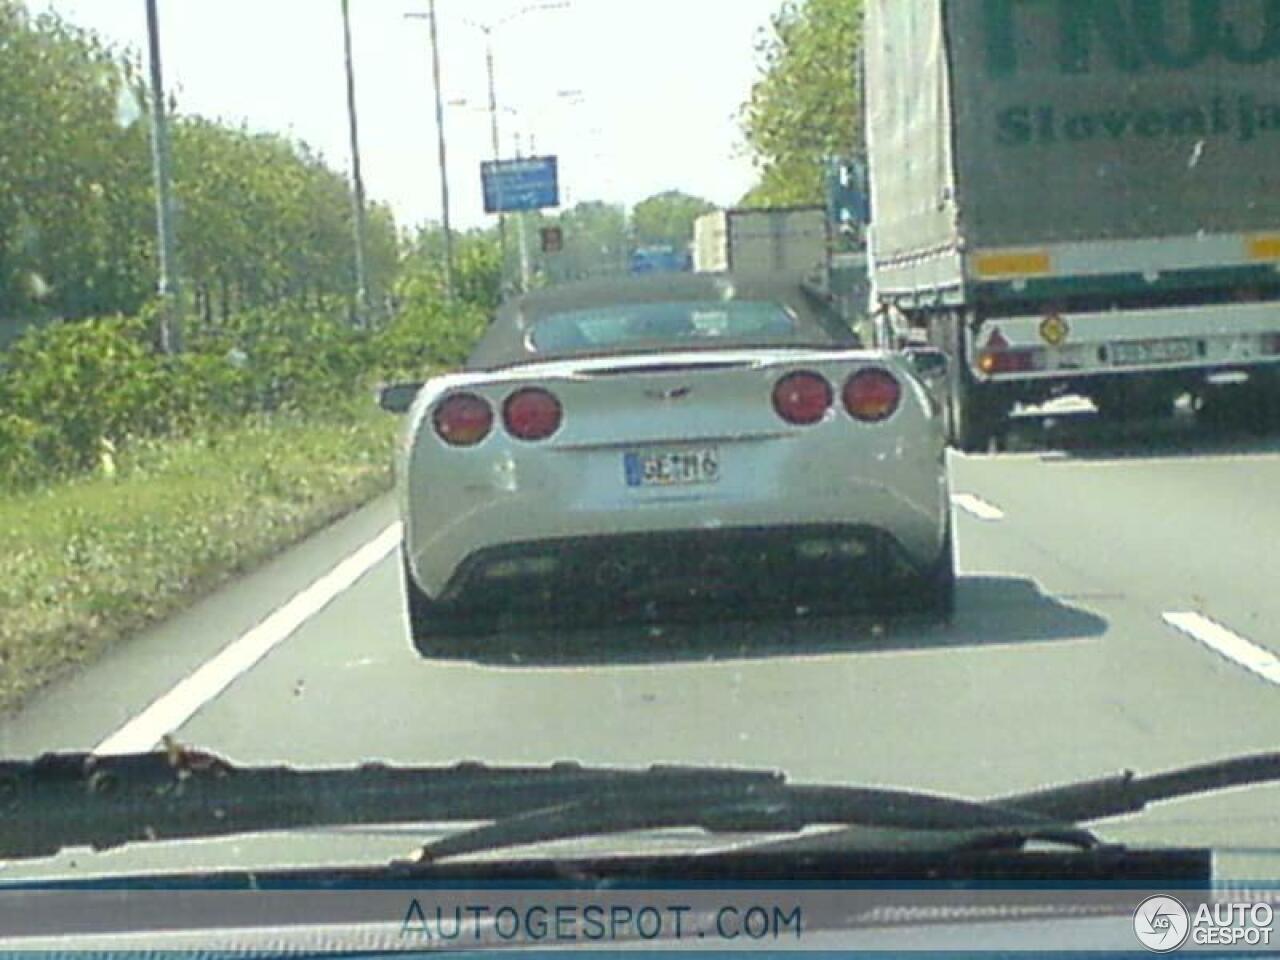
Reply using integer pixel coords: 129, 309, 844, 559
0, 1, 398, 343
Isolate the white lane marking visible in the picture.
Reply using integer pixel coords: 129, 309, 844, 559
94, 523, 403, 756
1163, 612, 1280, 686
951, 494, 1006, 522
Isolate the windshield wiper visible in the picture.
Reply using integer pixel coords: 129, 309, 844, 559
411, 784, 1099, 864
747, 752, 1280, 862
0, 745, 780, 861
995, 751, 1280, 824
4, 748, 1277, 865
414, 752, 1280, 864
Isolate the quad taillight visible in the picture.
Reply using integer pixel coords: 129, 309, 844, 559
503, 388, 563, 441
843, 368, 902, 423
773, 369, 902, 425
432, 393, 494, 447
433, 388, 563, 446
772, 371, 834, 425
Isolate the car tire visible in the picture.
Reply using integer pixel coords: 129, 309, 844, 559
921, 523, 957, 622
401, 551, 490, 658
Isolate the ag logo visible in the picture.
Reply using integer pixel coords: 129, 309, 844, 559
1134, 896, 1190, 953
1040, 313, 1069, 347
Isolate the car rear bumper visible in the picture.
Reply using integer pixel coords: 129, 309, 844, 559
405, 477, 948, 604
420, 523, 943, 622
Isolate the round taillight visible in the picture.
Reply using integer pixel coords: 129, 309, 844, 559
843, 368, 902, 423
503, 388, 562, 441
432, 393, 493, 447
772, 371, 833, 426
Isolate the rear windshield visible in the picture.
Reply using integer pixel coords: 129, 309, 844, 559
529, 300, 800, 353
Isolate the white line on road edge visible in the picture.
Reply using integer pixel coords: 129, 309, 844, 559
1163, 612, 1280, 686
951, 494, 1006, 522
94, 522, 404, 756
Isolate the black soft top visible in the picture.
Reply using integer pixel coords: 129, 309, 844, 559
465, 273, 858, 371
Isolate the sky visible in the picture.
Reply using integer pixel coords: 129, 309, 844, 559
27, 0, 783, 231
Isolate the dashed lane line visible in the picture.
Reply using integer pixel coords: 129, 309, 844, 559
951, 494, 1006, 522
1163, 611, 1280, 687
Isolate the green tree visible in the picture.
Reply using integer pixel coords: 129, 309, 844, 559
740, 0, 864, 207
631, 191, 714, 251
0, 0, 399, 334
402, 225, 504, 314
0, 2, 154, 323
173, 120, 399, 323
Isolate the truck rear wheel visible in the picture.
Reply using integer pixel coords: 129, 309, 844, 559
946, 377, 1001, 453
945, 345, 1003, 453
1093, 380, 1174, 422
932, 312, 1006, 453
1197, 378, 1280, 435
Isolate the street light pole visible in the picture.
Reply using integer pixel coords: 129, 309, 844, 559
144, 0, 181, 353
465, 2, 570, 295
482, 31, 510, 288
513, 132, 532, 291
406, 3, 457, 299
340, 0, 372, 325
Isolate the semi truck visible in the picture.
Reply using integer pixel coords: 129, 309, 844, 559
864, 0, 1280, 450
693, 207, 831, 278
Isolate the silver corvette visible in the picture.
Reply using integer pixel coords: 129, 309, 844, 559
383, 273, 952, 655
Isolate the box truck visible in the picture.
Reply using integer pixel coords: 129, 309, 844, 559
864, 0, 1280, 449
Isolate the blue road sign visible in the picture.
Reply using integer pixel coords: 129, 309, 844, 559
481, 156, 559, 214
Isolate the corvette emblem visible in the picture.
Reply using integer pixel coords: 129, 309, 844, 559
644, 386, 693, 401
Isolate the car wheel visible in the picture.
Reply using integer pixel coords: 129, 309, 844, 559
401, 551, 491, 658
920, 524, 957, 622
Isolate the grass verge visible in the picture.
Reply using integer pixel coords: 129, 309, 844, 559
0, 402, 398, 715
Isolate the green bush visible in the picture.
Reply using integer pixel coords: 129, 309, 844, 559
0, 280, 491, 492
375, 282, 488, 379
185, 302, 374, 412
0, 315, 179, 481
0, 411, 43, 488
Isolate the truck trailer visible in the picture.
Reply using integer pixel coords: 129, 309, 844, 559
693, 207, 831, 279
864, 0, 1280, 450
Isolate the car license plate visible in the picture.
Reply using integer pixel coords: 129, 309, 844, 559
1111, 339, 1197, 366
624, 448, 720, 488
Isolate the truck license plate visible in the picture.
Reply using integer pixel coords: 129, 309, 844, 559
1111, 339, 1197, 366
624, 448, 720, 488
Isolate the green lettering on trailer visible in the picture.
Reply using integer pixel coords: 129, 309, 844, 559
983, 0, 1280, 75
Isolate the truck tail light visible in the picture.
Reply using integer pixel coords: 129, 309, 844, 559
433, 393, 493, 447
978, 349, 1039, 375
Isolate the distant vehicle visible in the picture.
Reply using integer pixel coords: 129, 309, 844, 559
864, 0, 1280, 451
381, 272, 953, 656
629, 245, 689, 275
694, 207, 830, 278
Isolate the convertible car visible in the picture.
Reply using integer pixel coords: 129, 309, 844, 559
383, 273, 952, 654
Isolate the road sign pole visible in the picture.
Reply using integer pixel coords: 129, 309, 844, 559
341, 0, 372, 325
484, 36, 510, 288
145, 0, 182, 354
426, 0, 456, 299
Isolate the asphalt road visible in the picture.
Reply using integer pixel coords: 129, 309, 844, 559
4, 404, 1280, 861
